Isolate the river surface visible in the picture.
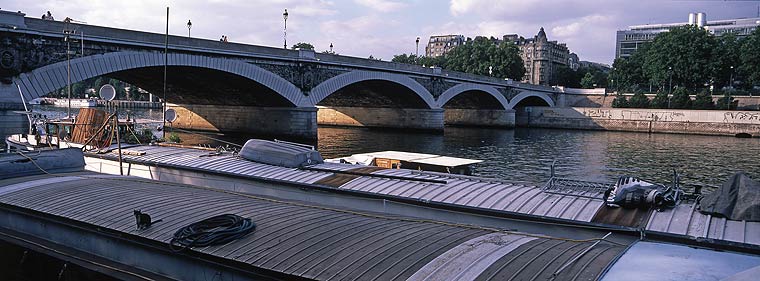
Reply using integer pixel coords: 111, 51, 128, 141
31, 105, 760, 191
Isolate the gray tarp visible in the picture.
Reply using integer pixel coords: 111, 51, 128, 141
239, 139, 323, 168
699, 172, 760, 221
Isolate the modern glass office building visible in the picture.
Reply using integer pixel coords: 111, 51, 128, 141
615, 12, 760, 59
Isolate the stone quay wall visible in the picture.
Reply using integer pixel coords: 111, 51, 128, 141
518, 107, 760, 137
558, 91, 760, 110
317, 106, 444, 131
444, 109, 515, 127
168, 104, 317, 139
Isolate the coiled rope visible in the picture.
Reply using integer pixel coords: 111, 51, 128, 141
169, 214, 256, 252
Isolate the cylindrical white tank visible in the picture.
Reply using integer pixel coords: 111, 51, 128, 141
688, 13, 696, 25
697, 12, 706, 27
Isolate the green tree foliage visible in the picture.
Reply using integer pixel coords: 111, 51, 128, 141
609, 45, 647, 92
711, 33, 740, 89
643, 25, 716, 90
716, 92, 736, 110
290, 42, 314, 50
444, 36, 525, 80
739, 28, 760, 88
670, 87, 692, 109
390, 54, 445, 67
551, 65, 581, 87
692, 90, 715, 109
650, 92, 668, 108
551, 66, 607, 88
611, 93, 629, 108
53, 76, 147, 100
391, 53, 416, 64
580, 72, 595, 89
628, 92, 650, 108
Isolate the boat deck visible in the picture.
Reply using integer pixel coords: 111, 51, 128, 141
85, 145, 760, 251
0, 173, 631, 280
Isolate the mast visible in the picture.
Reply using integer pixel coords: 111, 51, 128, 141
162, 6, 169, 139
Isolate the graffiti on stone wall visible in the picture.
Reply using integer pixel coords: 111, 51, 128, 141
582, 109, 613, 119
621, 110, 685, 122
581, 108, 687, 121
723, 112, 760, 124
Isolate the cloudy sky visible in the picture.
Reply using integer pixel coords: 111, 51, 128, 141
6, 0, 760, 64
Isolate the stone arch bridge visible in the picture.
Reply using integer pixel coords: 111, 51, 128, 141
0, 11, 560, 138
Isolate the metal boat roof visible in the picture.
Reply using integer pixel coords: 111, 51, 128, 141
85, 145, 760, 251
0, 172, 635, 280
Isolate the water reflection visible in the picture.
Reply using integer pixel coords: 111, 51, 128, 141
31, 106, 760, 191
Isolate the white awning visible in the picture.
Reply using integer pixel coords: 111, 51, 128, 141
349, 151, 481, 167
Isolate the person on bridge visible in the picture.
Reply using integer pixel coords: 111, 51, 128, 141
42, 11, 54, 20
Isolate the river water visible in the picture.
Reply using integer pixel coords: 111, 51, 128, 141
31, 106, 760, 191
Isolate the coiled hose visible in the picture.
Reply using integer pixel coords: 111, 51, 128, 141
169, 214, 256, 252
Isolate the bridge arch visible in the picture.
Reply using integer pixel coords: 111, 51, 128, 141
308, 71, 436, 109
507, 91, 555, 109
437, 83, 509, 109
14, 51, 307, 107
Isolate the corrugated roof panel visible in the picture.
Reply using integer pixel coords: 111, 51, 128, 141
371, 179, 415, 194
84, 145, 760, 250
340, 176, 381, 192
723, 220, 747, 243
468, 185, 518, 209
385, 181, 428, 196
434, 180, 482, 203
666, 203, 698, 235
576, 200, 604, 222
531, 193, 568, 217
397, 181, 439, 198
293, 222, 439, 277
568, 197, 598, 221
449, 182, 496, 205
489, 186, 536, 211
515, 191, 554, 214
746, 223, 760, 245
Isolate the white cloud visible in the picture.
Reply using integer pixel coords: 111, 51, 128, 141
318, 15, 404, 58
354, 0, 407, 12
2, 0, 755, 64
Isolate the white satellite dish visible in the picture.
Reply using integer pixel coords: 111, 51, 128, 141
164, 108, 178, 123
99, 84, 116, 101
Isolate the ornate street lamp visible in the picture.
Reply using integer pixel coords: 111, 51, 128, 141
668, 66, 673, 108
283, 9, 289, 49
415, 37, 420, 57
728, 66, 734, 110
187, 19, 192, 38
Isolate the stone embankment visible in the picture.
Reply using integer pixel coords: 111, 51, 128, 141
518, 107, 760, 137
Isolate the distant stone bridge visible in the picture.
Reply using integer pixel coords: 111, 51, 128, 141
0, 10, 561, 138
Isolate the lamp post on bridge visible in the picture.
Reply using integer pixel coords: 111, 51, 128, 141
283, 9, 289, 49
63, 18, 77, 120
668, 66, 673, 109
187, 20, 192, 38
415, 37, 420, 57
728, 66, 734, 110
